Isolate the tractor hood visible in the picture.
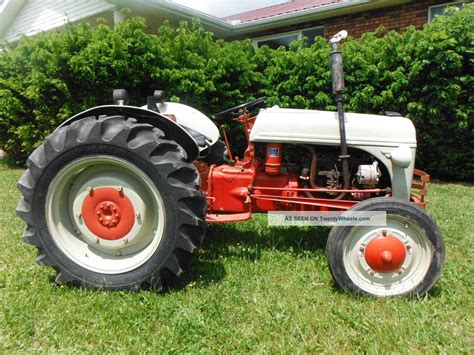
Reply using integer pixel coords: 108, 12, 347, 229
250, 107, 417, 148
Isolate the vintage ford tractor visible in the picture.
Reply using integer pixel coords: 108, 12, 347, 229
16, 31, 444, 297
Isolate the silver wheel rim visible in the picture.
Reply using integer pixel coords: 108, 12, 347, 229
343, 214, 433, 296
45, 155, 165, 274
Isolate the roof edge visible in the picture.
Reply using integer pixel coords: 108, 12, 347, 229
115, 0, 364, 34
134, 0, 411, 36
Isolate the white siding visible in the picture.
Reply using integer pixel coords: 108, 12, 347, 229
4, 0, 116, 42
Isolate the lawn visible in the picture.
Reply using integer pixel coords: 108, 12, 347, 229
0, 164, 472, 352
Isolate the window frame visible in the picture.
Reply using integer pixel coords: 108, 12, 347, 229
428, 1, 469, 22
252, 25, 324, 49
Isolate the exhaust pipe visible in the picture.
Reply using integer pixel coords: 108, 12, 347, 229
329, 30, 350, 196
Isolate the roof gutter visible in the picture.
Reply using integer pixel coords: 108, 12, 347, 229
225, 1, 371, 30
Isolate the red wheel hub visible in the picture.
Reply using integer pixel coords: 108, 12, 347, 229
364, 235, 406, 273
82, 187, 135, 240
95, 201, 121, 228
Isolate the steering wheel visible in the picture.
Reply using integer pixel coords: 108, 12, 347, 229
212, 97, 266, 119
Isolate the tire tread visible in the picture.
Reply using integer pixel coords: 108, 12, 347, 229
16, 115, 206, 291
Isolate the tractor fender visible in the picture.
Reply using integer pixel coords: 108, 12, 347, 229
55, 105, 200, 162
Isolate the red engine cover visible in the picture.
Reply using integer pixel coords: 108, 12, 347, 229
208, 165, 253, 213
209, 163, 293, 213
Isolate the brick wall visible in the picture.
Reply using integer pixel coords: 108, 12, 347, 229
324, 0, 449, 38
244, 0, 457, 40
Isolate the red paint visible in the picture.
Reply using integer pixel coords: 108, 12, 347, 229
251, 194, 356, 210
201, 110, 373, 221
206, 212, 252, 223
220, 125, 233, 161
223, 0, 337, 23
251, 186, 387, 194
82, 187, 135, 240
193, 161, 210, 192
364, 236, 406, 273
95, 201, 121, 228
208, 164, 254, 213
200, 110, 430, 224
206, 160, 362, 216
411, 168, 430, 209
265, 143, 282, 175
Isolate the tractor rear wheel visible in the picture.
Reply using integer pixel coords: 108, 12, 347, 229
16, 115, 206, 290
326, 197, 444, 297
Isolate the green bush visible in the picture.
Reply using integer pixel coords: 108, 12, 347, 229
0, 18, 261, 163
0, 5, 472, 180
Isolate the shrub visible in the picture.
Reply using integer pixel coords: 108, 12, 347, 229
0, 5, 472, 180
0, 18, 260, 163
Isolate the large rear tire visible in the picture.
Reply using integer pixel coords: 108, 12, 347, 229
326, 197, 444, 297
16, 115, 206, 290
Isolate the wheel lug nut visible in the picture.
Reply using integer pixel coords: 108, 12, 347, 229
117, 186, 123, 192
95, 238, 100, 244
136, 212, 140, 219
76, 212, 82, 218
381, 229, 387, 237
87, 187, 94, 195
368, 270, 375, 276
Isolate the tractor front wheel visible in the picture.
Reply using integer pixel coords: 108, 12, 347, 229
326, 197, 444, 297
16, 115, 206, 290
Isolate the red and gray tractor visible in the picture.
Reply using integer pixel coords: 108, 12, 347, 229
16, 31, 444, 297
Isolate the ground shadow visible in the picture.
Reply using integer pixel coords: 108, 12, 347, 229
204, 222, 330, 260
174, 220, 331, 291
178, 220, 444, 299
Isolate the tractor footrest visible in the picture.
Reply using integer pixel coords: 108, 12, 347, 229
206, 212, 252, 223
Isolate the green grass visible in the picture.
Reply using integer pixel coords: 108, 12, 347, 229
1, 164, 472, 352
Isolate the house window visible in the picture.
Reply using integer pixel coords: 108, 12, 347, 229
253, 26, 324, 49
301, 27, 325, 45
428, 1, 470, 22
257, 33, 299, 49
